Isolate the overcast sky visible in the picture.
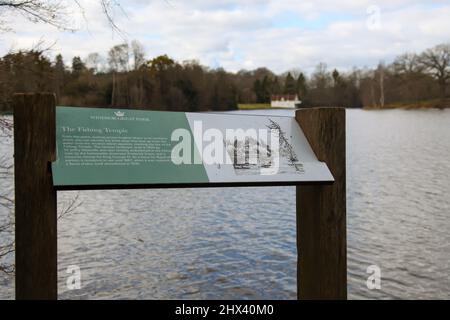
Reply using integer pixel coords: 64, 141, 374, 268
1, 0, 449, 73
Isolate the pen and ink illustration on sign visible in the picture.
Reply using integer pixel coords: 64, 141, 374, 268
184, 112, 330, 183
223, 118, 304, 176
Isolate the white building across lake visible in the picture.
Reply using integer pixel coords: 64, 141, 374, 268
270, 94, 302, 109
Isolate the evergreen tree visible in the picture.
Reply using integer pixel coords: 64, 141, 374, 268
284, 72, 296, 94
272, 76, 281, 95
296, 73, 307, 97
54, 54, 66, 99
55, 54, 65, 73
332, 69, 340, 86
72, 56, 85, 75
253, 79, 264, 103
253, 76, 273, 103
261, 75, 271, 102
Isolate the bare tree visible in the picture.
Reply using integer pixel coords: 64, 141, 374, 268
393, 53, 423, 74
108, 43, 129, 72
419, 44, 450, 99
377, 63, 385, 108
130, 40, 146, 107
84, 52, 103, 73
108, 43, 130, 106
311, 62, 330, 89
131, 40, 145, 71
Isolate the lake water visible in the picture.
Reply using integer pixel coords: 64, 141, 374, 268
1, 108, 450, 299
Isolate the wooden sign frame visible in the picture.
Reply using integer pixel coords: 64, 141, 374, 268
13, 93, 346, 300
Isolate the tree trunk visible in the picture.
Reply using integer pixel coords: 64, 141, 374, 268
111, 72, 116, 107
379, 69, 385, 107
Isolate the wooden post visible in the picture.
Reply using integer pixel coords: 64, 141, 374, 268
14, 93, 57, 300
295, 107, 346, 300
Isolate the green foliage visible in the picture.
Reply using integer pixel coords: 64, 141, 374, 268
71, 56, 85, 74
296, 73, 307, 97
253, 75, 281, 103
284, 72, 296, 94
147, 55, 175, 73
332, 69, 340, 85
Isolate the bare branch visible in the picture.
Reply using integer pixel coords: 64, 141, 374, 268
0, 0, 75, 31
0, 114, 80, 274
0, 0, 127, 33
100, 0, 128, 39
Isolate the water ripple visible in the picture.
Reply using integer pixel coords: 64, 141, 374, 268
1, 109, 450, 299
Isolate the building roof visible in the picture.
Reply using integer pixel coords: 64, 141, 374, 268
271, 94, 299, 101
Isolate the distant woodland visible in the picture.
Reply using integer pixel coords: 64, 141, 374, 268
0, 41, 449, 112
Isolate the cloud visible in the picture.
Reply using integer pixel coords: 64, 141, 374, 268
0, 0, 449, 74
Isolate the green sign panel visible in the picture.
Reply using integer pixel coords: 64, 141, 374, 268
52, 107, 208, 187
52, 106, 333, 188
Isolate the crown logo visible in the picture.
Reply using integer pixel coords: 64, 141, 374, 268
114, 111, 125, 117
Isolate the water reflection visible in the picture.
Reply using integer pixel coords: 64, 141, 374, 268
0, 109, 449, 299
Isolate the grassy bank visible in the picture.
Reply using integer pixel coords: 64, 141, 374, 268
364, 99, 450, 110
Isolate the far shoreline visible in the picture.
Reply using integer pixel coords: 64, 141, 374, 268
363, 98, 450, 110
